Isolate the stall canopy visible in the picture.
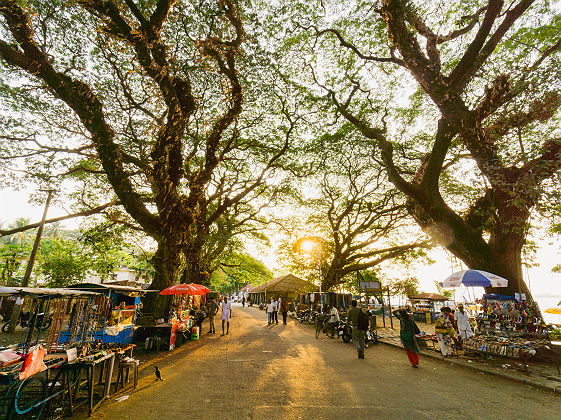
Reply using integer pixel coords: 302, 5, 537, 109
160, 283, 210, 296
440, 270, 509, 288
545, 308, 561, 315
248, 274, 316, 304
408, 292, 449, 301
252, 274, 315, 293
0, 286, 99, 297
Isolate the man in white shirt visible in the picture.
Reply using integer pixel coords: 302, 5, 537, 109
272, 298, 279, 325
454, 304, 473, 340
329, 305, 340, 323
266, 299, 275, 325
220, 296, 232, 336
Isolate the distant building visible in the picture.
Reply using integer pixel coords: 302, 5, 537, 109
84, 266, 151, 286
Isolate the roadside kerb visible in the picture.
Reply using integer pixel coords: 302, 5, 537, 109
377, 335, 561, 394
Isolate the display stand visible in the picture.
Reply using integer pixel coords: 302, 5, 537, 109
466, 294, 560, 375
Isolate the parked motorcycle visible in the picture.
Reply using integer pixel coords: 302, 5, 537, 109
2, 310, 53, 332
297, 308, 313, 323
340, 310, 378, 346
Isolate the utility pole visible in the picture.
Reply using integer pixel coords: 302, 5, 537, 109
8, 189, 55, 333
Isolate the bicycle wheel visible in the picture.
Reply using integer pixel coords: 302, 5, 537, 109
9, 377, 47, 419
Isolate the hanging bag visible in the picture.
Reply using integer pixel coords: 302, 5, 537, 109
358, 310, 369, 331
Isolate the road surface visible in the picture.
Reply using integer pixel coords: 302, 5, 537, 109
83, 304, 561, 419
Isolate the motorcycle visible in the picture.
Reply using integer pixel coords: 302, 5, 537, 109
259, 302, 266, 311
297, 308, 313, 323
340, 310, 378, 346
2, 310, 53, 332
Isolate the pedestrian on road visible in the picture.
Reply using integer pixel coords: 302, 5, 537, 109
206, 298, 218, 334
272, 297, 279, 325
267, 299, 274, 325
242, 296, 245, 307
454, 304, 473, 340
220, 296, 232, 336
393, 308, 421, 367
280, 297, 289, 325
347, 300, 365, 359
435, 307, 455, 356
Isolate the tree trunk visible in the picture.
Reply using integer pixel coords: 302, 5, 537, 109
144, 241, 183, 318
409, 192, 534, 301
484, 224, 531, 298
181, 250, 211, 286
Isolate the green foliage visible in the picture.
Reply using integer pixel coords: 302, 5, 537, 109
210, 253, 272, 293
39, 238, 90, 288
434, 280, 454, 299
0, 242, 30, 285
388, 277, 420, 299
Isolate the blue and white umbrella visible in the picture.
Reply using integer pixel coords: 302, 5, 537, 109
440, 270, 509, 288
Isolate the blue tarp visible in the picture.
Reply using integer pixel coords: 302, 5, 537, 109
483, 293, 514, 301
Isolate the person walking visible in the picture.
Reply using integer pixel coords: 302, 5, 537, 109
266, 299, 274, 325
272, 297, 279, 325
206, 298, 218, 334
280, 297, 289, 325
393, 308, 421, 367
242, 296, 245, 307
454, 304, 474, 340
220, 296, 232, 336
435, 307, 455, 356
347, 300, 365, 359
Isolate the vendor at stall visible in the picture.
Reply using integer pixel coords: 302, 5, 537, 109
435, 307, 456, 356
455, 304, 473, 340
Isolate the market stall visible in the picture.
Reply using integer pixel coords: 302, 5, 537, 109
249, 274, 315, 306
0, 286, 129, 418
408, 293, 450, 323
440, 270, 560, 373
137, 283, 210, 351
296, 292, 352, 312
68, 283, 151, 345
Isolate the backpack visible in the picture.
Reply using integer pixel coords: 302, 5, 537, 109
357, 310, 369, 331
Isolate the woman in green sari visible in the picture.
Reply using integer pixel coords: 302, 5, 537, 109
393, 308, 421, 367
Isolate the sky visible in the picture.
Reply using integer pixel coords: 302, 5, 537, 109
2, 186, 561, 323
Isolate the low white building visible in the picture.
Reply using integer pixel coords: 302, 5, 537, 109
85, 266, 150, 285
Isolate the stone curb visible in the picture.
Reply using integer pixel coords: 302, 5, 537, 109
378, 337, 560, 394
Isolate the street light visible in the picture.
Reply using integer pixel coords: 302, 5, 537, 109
299, 238, 323, 311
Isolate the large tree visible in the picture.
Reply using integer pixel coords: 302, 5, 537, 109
287, 0, 561, 298
0, 0, 293, 315
294, 131, 430, 290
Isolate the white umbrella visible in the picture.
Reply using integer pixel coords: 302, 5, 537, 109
440, 270, 509, 288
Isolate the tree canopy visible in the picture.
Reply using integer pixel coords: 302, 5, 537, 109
276, 0, 561, 298
2, 0, 560, 310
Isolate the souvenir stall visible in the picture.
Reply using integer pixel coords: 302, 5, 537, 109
138, 283, 210, 351
0, 286, 131, 418
67, 283, 149, 345
440, 270, 560, 372
408, 293, 450, 323
296, 292, 352, 312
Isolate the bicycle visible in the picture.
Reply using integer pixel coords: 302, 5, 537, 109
315, 314, 337, 339
315, 314, 329, 339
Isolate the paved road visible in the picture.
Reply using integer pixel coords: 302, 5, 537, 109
85, 305, 561, 420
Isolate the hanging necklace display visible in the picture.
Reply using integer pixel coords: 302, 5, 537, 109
69, 299, 86, 345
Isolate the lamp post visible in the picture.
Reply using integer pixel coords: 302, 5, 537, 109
317, 245, 322, 312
